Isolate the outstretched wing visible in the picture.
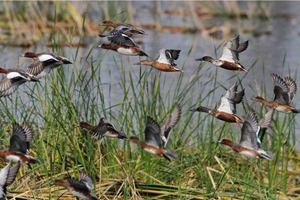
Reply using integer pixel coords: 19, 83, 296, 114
284, 76, 297, 103
144, 116, 162, 148
80, 172, 94, 191
9, 124, 27, 154
161, 104, 181, 147
107, 30, 138, 47
257, 108, 274, 148
240, 109, 258, 149
218, 83, 244, 114
271, 73, 290, 105
165, 49, 181, 66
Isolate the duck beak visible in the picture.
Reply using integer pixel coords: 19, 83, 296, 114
195, 58, 204, 61
63, 59, 72, 64
189, 108, 197, 112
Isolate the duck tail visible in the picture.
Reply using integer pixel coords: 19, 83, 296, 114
292, 108, 300, 113
236, 118, 243, 124
29, 158, 41, 164
139, 51, 149, 57
238, 65, 248, 72
163, 149, 178, 161
259, 151, 274, 160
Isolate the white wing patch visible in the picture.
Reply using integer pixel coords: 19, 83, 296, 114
218, 96, 233, 114
38, 54, 59, 62
157, 49, 170, 64
7, 72, 25, 80
219, 45, 234, 62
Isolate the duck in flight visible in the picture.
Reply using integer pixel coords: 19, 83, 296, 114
129, 116, 178, 161
190, 82, 244, 124
0, 67, 39, 97
252, 73, 299, 113
79, 117, 127, 140
21, 52, 72, 80
99, 20, 146, 37
98, 21, 148, 57
51, 171, 98, 200
196, 35, 248, 72
134, 48, 183, 72
219, 108, 274, 160
0, 123, 40, 164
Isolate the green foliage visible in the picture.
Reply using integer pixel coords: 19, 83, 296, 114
0, 1, 298, 200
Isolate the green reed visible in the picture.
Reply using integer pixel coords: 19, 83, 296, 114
0, 1, 298, 199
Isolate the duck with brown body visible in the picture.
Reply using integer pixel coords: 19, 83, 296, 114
196, 35, 248, 72
79, 117, 127, 140
134, 49, 183, 72
190, 82, 244, 124
252, 73, 299, 113
0, 67, 39, 97
98, 20, 148, 57
0, 123, 40, 164
51, 172, 98, 200
129, 116, 178, 161
21, 52, 72, 79
98, 43, 148, 57
219, 108, 274, 160
99, 20, 146, 37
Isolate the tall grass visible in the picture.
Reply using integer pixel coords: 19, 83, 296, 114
0, 1, 299, 200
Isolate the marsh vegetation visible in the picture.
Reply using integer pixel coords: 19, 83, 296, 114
0, 1, 299, 199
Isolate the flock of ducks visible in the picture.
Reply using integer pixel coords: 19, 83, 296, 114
0, 20, 298, 199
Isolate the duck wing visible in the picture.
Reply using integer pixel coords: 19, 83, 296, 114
9, 124, 27, 154
284, 76, 297, 103
145, 116, 162, 148
240, 109, 259, 149
271, 73, 290, 105
165, 49, 181, 66
161, 104, 181, 147
107, 30, 138, 47
218, 83, 244, 114
80, 172, 94, 191
257, 108, 274, 149
20, 123, 34, 153
220, 40, 239, 63
6, 161, 20, 186
69, 178, 90, 192
0, 77, 22, 97
237, 40, 249, 53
